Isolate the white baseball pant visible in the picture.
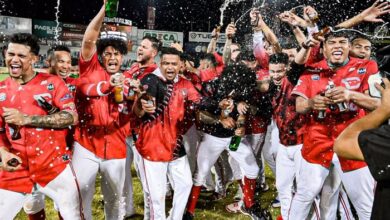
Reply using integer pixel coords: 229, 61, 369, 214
229, 132, 266, 182
213, 150, 233, 195
124, 137, 135, 217
193, 133, 259, 187
183, 125, 202, 173
22, 191, 45, 215
339, 166, 375, 220
136, 150, 192, 220
71, 142, 128, 220
262, 120, 279, 175
275, 143, 303, 220
289, 154, 375, 220
289, 154, 343, 220
0, 165, 82, 220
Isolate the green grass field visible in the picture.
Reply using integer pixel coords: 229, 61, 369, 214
0, 73, 8, 81
15, 166, 280, 220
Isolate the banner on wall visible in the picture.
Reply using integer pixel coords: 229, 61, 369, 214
102, 17, 134, 51
188, 31, 227, 44
137, 29, 183, 47
32, 19, 86, 46
0, 16, 32, 40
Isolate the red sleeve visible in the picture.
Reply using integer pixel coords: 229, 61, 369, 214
360, 61, 379, 92
213, 52, 225, 75
75, 76, 114, 97
183, 71, 202, 91
253, 33, 269, 69
305, 44, 323, 66
291, 73, 312, 99
256, 69, 270, 81
78, 52, 102, 77
199, 68, 219, 82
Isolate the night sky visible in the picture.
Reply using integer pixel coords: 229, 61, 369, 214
0, 0, 388, 42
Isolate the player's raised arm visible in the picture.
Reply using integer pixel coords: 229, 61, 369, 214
81, 0, 107, 61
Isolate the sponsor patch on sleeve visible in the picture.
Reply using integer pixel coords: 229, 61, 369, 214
60, 93, 73, 102
311, 74, 320, 81
357, 68, 366, 75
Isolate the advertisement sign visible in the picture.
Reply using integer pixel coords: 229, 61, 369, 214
61, 23, 86, 41
137, 29, 183, 47
32, 19, 86, 46
185, 42, 225, 54
188, 31, 227, 44
102, 17, 134, 51
0, 16, 32, 37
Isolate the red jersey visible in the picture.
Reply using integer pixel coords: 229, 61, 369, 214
0, 73, 77, 193
124, 62, 158, 80
292, 57, 378, 171
134, 73, 201, 162
64, 77, 77, 97
182, 70, 202, 92
253, 32, 269, 70
74, 53, 131, 159
271, 77, 305, 146
198, 52, 224, 82
246, 69, 271, 134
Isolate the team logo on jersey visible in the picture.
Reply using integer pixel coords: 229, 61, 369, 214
67, 84, 76, 92
47, 83, 54, 91
357, 68, 366, 75
311, 74, 320, 81
60, 93, 73, 102
342, 77, 361, 90
62, 103, 76, 111
0, 93, 6, 101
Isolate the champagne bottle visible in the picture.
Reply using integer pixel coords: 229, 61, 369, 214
221, 90, 235, 118
327, 81, 348, 112
10, 125, 21, 140
138, 84, 155, 106
105, 0, 119, 18
308, 12, 320, 23
251, 0, 262, 27
36, 96, 59, 114
312, 26, 331, 41
229, 114, 246, 151
0, 156, 20, 167
7, 158, 20, 167
113, 72, 124, 103
227, 18, 235, 39
317, 92, 326, 120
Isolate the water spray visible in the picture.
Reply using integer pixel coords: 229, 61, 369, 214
219, 0, 246, 26
332, 24, 390, 39
54, 0, 61, 44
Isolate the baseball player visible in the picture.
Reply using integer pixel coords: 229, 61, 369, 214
131, 47, 201, 220
124, 35, 160, 218
184, 60, 271, 219
290, 30, 379, 220
70, 2, 134, 219
0, 33, 81, 220
22, 45, 75, 220
258, 50, 308, 219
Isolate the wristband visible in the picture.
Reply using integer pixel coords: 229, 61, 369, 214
301, 41, 310, 49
